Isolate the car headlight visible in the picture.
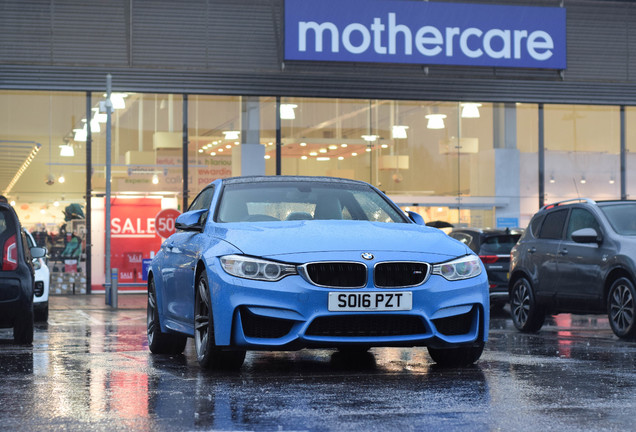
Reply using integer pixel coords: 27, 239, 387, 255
220, 255, 297, 282
432, 255, 482, 281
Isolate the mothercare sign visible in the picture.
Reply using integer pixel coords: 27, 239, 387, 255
284, 0, 566, 69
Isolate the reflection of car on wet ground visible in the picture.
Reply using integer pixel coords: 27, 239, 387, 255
23, 229, 50, 321
509, 198, 636, 339
449, 227, 523, 309
147, 176, 489, 369
0, 203, 46, 344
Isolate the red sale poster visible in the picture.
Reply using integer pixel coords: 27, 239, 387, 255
110, 197, 163, 290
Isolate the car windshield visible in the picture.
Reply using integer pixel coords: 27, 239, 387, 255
599, 203, 636, 235
216, 181, 407, 223
481, 234, 521, 254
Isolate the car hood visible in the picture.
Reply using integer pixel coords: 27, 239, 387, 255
212, 220, 469, 259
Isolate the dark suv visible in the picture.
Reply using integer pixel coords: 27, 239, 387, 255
449, 227, 523, 309
0, 202, 46, 344
509, 198, 636, 339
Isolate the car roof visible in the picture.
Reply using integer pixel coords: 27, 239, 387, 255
220, 175, 371, 187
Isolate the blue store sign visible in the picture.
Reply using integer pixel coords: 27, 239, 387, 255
285, 0, 566, 69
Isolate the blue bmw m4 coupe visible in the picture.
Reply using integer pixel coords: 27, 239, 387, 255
147, 176, 489, 369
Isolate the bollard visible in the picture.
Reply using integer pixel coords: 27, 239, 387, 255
111, 268, 118, 309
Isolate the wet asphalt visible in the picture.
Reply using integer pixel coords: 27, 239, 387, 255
0, 295, 634, 432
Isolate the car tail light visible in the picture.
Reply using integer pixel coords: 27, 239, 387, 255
3, 234, 18, 271
479, 255, 499, 264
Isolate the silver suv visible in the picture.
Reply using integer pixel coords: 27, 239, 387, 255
509, 198, 636, 339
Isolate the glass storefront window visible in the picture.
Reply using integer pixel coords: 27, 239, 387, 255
544, 104, 620, 203
517, 103, 539, 226
626, 107, 636, 198
0, 90, 87, 294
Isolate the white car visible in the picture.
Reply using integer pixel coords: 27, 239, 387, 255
24, 229, 50, 321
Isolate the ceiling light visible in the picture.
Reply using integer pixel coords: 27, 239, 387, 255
317, 157, 330, 161
280, 104, 298, 120
110, 93, 127, 110
210, 152, 216, 156
58, 175, 65, 184
301, 156, 308, 160
426, 114, 447, 129
309, 151, 318, 156
73, 126, 87, 142
226, 144, 232, 149
609, 177, 615, 184
223, 130, 240, 140
361, 134, 379, 142
92, 107, 107, 123
60, 144, 75, 157
198, 149, 204, 153
580, 176, 587, 184
300, 142, 307, 147
461, 103, 482, 118
3, 143, 41, 196
351, 152, 358, 156
152, 174, 159, 184
381, 144, 389, 149
365, 147, 372, 152
264, 155, 271, 159
319, 148, 327, 153
338, 156, 344, 160
392, 125, 409, 139
328, 145, 338, 150
549, 175, 555, 184
341, 143, 348, 148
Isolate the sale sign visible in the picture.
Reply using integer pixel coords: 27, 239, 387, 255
109, 197, 164, 289
155, 208, 181, 238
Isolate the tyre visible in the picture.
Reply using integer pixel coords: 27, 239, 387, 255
194, 269, 245, 370
14, 305, 34, 345
427, 342, 484, 367
34, 303, 48, 322
509, 277, 545, 333
607, 277, 636, 340
147, 278, 187, 354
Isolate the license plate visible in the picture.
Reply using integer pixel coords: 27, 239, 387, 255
328, 292, 412, 311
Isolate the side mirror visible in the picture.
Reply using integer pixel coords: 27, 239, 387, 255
406, 211, 425, 225
175, 209, 207, 232
571, 227, 602, 244
30, 246, 47, 259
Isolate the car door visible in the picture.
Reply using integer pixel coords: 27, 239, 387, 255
162, 186, 215, 325
555, 207, 606, 311
531, 208, 568, 299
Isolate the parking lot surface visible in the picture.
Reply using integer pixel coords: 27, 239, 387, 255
0, 294, 635, 431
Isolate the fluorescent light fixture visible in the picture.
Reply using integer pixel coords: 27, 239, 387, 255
92, 107, 107, 123
280, 104, 297, 120
426, 114, 447, 129
461, 103, 482, 118
60, 144, 75, 157
392, 125, 409, 139
73, 126, 87, 142
317, 157, 330, 161
110, 93, 127, 110
223, 130, 240, 140
82, 117, 100, 133
361, 134, 379, 142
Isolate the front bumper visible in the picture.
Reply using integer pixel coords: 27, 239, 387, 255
209, 262, 489, 350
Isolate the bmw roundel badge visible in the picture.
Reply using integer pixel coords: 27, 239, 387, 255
361, 252, 374, 260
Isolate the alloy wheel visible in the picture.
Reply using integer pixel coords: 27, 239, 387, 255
194, 277, 211, 359
609, 281, 635, 335
511, 281, 530, 327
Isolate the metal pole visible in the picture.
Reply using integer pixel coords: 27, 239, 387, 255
182, 94, 189, 210
105, 74, 113, 304
620, 105, 626, 200
276, 96, 281, 175
111, 268, 118, 309
538, 103, 545, 209
85, 91, 92, 295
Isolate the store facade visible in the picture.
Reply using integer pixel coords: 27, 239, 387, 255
2, 0, 636, 294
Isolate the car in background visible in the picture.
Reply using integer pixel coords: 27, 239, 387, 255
147, 176, 489, 369
0, 202, 46, 344
449, 227, 523, 309
24, 229, 50, 321
509, 198, 636, 339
